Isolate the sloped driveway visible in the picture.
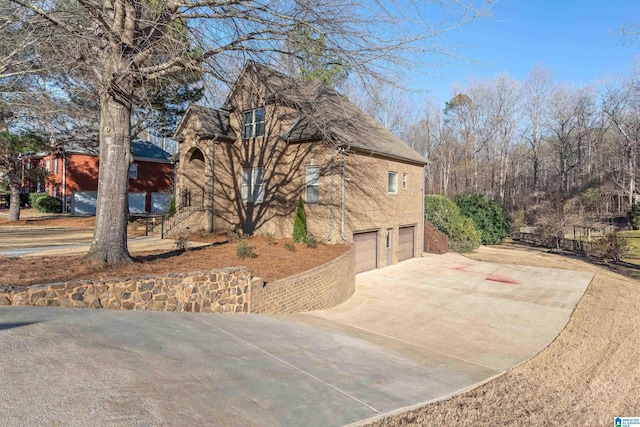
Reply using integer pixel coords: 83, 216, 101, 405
0, 254, 592, 426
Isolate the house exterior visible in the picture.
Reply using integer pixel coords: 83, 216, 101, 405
22, 140, 174, 215
173, 62, 427, 273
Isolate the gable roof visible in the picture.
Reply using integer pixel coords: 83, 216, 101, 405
174, 105, 236, 141
181, 62, 426, 165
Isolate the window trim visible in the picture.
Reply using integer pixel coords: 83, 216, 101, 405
129, 163, 138, 179
241, 167, 265, 203
305, 166, 320, 204
242, 108, 266, 139
388, 171, 398, 194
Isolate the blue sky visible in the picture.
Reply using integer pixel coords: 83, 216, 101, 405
412, 0, 640, 104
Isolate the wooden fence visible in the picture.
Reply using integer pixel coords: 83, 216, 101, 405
516, 232, 595, 254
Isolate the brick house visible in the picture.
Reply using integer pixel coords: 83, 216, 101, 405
173, 62, 427, 273
23, 140, 174, 214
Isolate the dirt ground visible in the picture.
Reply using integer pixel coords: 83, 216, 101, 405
0, 235, 349, 286
369, 242, 640, 426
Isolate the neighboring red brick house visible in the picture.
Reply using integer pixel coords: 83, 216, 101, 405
23, 140, 174, 214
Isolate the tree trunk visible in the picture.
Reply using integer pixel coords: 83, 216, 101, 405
8, 180, 21, 221
86, 92, 133, 264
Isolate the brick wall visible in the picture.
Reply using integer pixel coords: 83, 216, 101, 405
248, 245, 355, 313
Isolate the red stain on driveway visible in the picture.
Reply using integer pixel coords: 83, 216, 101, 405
485, 274, 520, 285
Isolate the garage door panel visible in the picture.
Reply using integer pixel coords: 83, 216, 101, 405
398, 226, 415, 262
354, 231, 377, 273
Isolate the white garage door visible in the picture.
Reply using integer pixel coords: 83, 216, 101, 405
354, 231, 378, 273
128, 192, 146, 214
151, 192, 172, 213
398, 226, 415, 262
71, 191, 97, 215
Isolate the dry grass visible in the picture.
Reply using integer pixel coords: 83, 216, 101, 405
0, 215, 96, 227
0, 236, 349, 286
370, 242, 640, 426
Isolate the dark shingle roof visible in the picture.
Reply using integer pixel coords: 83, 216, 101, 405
131, 140, 172, 162
240, 62, 427, 164
54, 140, 170, 162
182, 62, 426, 164
182, 105, 236, 140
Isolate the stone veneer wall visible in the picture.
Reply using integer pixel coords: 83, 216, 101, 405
248, 246, 355, 314
0, 268, 251, 313
0, 246, 355, 314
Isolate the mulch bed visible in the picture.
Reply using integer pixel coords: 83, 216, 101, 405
0, 236, 350, 286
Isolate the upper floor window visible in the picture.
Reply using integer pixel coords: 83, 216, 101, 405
305, 166, 320, 204
402, 173, 408, 190
44, 159, 50, 172
243, 108, 265, 139
388, 172, 398, 193
54, 158, 59, 174
129, 163, 138, 179
241, 167, 265, 203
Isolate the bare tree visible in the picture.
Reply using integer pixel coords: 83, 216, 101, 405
4, 0, 492, 264
521, 65, 555, 190
601, 75, 640, 206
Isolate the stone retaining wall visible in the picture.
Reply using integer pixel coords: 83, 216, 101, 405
0, 246, 355, 314
248, 245, 355, 314
0, 268, 251, 313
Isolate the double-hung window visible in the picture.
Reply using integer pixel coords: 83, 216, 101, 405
243, 108, 265, 139
388, 172, 398, 193
242, 167, 265, 203
305, 166, 320, 204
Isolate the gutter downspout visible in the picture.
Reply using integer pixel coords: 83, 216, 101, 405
62, 151, 67, 213
208, 140, 215, 233
327, 145, 334, 241
340, 150, 347, 241
422, 164, 426, 256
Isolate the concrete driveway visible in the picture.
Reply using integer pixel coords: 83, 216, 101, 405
0, 254, 593, 426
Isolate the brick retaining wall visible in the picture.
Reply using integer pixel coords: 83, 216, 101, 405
0, 245, 355, 314
248, 245, 355, 313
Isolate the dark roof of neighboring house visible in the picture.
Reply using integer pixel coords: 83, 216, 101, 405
174, 105, 236, 141
52, 140, 171, 163
131, 140, 172, 162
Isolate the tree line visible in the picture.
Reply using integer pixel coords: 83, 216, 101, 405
403, 64, 640, 225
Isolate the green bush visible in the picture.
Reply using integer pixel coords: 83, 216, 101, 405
36, 196, 62, 213
305, 235, 318, 248
293, 196, 307, 243
29, 192, 48, 210
236, 240, 257, 259
424, 194, 481, 252
454, 193, 510, 245
168, 196, 176, 218
628, 203, 640, 230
